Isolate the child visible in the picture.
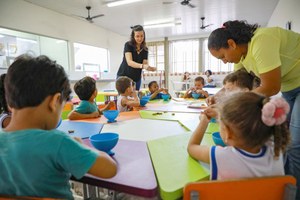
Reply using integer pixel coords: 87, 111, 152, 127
183, 76, 209, 98
188, 92, 290, 180
116, 76, 140, 112
0, 74, 11, 129
204, 70, 216, 88
147, 80, 171, 100
0, 55, 117, 199
182, 71, 191, 90
68, 76, 114, 120
204, 69, 257, 119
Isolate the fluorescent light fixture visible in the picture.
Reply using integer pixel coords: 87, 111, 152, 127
56, 40, 66, 44
107, 0, 143, 7
144, 18, 181, 29
0, 34, 4, 38
17, 38, 37, 44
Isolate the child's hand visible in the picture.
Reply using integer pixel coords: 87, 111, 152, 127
91, 111, 100, 118
203, 105, 218, 119
105, 101, 114, 110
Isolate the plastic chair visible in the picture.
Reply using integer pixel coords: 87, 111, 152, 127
183, 175, 297, 200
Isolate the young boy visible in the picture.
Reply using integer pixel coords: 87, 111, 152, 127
183, 76, 209, 98
115, 76, 140, 112
68, 76, 114, 120
147, 80, 171, 100
0, 55, 117, 199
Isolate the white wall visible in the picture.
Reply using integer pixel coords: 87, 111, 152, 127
0, 0, 126, 79
268, 0, 300, 33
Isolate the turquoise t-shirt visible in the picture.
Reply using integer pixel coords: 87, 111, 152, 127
75, 100, 98, 114
235, 27, 300, 92
0, 129, 98, 199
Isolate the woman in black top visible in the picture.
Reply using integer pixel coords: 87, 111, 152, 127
117, 25, 156, 90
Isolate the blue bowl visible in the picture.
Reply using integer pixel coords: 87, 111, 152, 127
89, 133, 119, 156
161, 94, 170, 101
103, 110, 119, 123
140, 98, 149, 107
191, 93, 201, 99
141, 96, 150, 100
212, 132, 226, 147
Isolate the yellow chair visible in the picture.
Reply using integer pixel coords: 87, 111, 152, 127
183, 175, 297, 200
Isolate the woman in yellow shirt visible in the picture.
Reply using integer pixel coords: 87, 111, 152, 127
208, 20, 300, 199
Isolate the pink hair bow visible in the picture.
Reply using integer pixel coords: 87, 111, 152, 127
261, 97, 290, 126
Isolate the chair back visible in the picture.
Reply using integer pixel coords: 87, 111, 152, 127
183, 175, 297, 200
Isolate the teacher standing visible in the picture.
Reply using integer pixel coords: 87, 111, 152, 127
208, 20, 300, 199
117, 25, 156, 91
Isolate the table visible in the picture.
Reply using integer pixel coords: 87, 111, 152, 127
142, 99, 206, 113
68, 108, 219, 199
74, 139, 158, 198
148, 133, 213, 199
98, 91, 118, 101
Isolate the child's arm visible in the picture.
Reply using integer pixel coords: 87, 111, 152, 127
73, 137, 117, 178
68, 110, 100, 120
163, 88, 172, 99
149, 88, 164, 100
196, 89, 209, 98
122, 92, 140, 107
99, 101, 115, 114
88, 151, 117, 178
187, 114, 211, 164
183, 88, 192, 98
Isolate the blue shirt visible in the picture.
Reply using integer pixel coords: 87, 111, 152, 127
75, 100, 98, 114
0, 129, 98, 199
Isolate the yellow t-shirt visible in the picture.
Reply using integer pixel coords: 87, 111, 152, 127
234, 27, 300, 92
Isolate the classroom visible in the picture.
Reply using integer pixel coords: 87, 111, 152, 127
0, 0, 300, 199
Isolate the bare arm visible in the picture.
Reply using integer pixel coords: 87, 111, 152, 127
252, 67, 281, 97
88, 151, 117, 178
150, 88, 164, 100
68, 110, 100, 120
187, 114, 211, 164
125, 52, 156, 71
122, 93, 140, 107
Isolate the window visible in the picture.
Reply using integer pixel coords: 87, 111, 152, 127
74, 43, 110, 80
0, 27, 69, 72
148, 42, 164, 71
203, 39, 233, 72
169, 39, 199, 73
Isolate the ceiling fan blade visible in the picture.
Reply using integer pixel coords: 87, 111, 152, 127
91, 14, 104, 19
188, 3, 196, 8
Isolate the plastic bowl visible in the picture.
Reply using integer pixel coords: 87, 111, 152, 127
141, 96, 150, 100
212, 132, 226, 147
191, 93, 201, 99
89, 133, 119, 156
140, 98, 149, 107
161, 94, 170, 101
103, 110, 119, 123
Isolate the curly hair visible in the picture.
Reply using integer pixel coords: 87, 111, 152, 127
219, 92, 290, 158
208, 20, 259, 50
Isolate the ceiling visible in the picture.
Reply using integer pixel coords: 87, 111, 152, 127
24, 0, 279, 40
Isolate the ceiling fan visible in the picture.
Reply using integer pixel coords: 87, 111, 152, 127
78, 6, 104, 23
200, 17, 213, 29
163, 0, 196, 8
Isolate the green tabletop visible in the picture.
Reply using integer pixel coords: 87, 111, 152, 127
147, 133, 214, 199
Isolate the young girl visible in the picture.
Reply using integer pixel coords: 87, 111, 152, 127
0, 74, 11, 128
204, 70, 216, 88
182, 72, 191, 90
115, 76, 140, 112
188, 92, 290, 180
